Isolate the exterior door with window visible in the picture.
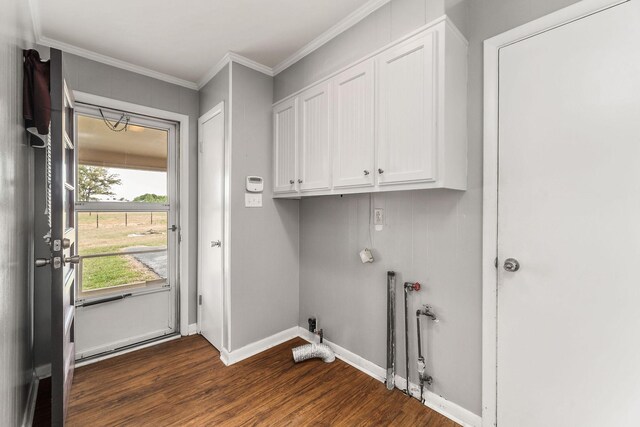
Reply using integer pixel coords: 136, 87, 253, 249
73, 104, 179, 359
36, 48, 77, 427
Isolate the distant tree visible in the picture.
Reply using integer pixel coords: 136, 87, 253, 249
77, 166, 122, 201
132, 193, 167, 203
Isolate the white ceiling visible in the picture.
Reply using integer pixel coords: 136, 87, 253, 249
34, 0, 378, 88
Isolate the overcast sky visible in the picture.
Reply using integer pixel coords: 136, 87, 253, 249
106, 167, 167, 201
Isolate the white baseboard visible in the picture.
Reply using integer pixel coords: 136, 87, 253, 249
187, 323, 198, 335
35, 363, 51, 379
219, 349, 230, 366
297, 327, 480, 427
222, 326, 299, 366
22, 373, 39, 427
393, 376, 482, 427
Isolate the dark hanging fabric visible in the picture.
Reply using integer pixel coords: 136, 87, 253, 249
23, 49, 51, 147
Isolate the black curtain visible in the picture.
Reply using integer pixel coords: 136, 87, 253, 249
23, 49, 51, 147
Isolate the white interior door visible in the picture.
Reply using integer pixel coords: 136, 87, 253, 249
497, 2, 640, 426
198, 104, 225, 351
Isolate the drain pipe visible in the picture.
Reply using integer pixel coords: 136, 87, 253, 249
403, 282, 420, 395
416, 305, 438, 402
386, 271, 396, 390
292, 318, 336, 363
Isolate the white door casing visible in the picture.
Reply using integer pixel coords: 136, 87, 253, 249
273, 98, 298, 194
376, 32, 437, 185
483, 1, 640, 426
198, 103, 225, 351
332, 59, 375, 189
299, 82, 332, 192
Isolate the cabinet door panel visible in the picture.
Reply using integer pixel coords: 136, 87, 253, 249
377, 32, 438, 185
299, 83, 331, 192
273, 98, 298, 194
332, 59, 375, 189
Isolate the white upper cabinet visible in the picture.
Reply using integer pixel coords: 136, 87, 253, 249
273, 97, 298, 194
298, 82, 332, 192
272, 17, 468, 198
376, 32, 437, 185
332, 59, 375, 189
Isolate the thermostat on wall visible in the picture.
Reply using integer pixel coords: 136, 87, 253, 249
246, 176, 264, 193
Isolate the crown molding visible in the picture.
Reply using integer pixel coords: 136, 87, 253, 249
28, 0, 390, 91
28, 0, 197, 89
272, 0, 391, 75
37, 36, 199, 90
197, 52, 274, 89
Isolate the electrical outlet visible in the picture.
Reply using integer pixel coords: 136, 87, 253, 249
374, 208, 384, 226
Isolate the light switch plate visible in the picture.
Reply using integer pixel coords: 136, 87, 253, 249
245, 193, 262, 208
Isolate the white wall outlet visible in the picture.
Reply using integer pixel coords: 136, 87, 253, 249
374, 208, 384, 230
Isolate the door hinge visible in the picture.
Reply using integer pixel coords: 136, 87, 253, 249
199, 295, 203, 305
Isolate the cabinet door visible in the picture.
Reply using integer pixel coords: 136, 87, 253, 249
332, 59, 375, 189
273, 98, 298, 194
377, 31, 438, 185
299, 82, 331, 192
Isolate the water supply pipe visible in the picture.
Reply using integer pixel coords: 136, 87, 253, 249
403, 281, 420, 395
416, 305, 438, 402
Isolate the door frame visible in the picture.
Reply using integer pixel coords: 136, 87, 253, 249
481, 0, 630, 425
73, 91, 192, 336
197, 102, 230, 354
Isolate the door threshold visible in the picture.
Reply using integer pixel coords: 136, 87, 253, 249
75, 333, 182, 367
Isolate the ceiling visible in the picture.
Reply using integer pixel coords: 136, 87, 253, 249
77, 115, 168, 171
34, 0, 378, 88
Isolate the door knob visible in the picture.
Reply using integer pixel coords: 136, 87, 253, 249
298, 179, 303, 184
211, 240, 222, 248
378, 168, 384, 174
289, 180, 295, 184
364, 170, 370, 176
65, 255, 80, 264
35, 258, 51, 267
503, 258, 520, 272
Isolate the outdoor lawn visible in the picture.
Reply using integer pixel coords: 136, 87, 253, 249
78, 212, 168, 291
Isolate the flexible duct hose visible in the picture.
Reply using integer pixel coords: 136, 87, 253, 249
292, 343, 335, 363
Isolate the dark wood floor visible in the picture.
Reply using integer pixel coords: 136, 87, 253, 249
34, 335, 458, 426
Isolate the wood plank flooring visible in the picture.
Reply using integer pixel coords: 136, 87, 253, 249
36, 335, 459, 426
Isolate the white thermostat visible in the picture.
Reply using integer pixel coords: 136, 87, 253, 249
246, 176, 264, 193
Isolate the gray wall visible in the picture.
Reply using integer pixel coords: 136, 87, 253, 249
228, 64, 299, 350
275, 0, 578, 416
33, 50, 200, 370
0, 0, 35, 425
199, 63, 229, 116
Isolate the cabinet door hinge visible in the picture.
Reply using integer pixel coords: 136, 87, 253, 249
199, 295, 203, 305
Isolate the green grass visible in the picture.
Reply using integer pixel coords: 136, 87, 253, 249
78, 212, 167, 291
82, 255, 156, 291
